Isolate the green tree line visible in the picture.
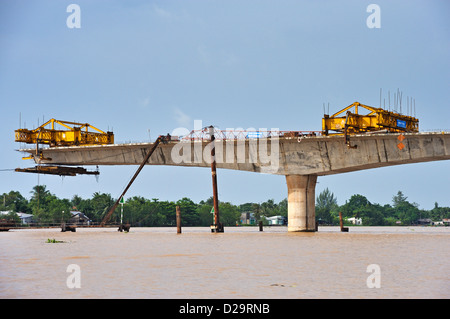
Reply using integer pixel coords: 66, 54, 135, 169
1, 185, 449, 226
315, 188, 450, 226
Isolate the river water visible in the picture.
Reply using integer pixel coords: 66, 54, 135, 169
0, 226, 448, 299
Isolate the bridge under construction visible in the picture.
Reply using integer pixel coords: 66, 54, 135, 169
14, 102, 450, 232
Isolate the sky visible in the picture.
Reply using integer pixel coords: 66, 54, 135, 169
0, 0, 449, 210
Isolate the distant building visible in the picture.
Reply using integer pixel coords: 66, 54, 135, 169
69, 211, 92, 225
240, 212, 256, 225
17, 212, 34, 225
265, 215, 287, 226
0, 211, 34, 225
416, 218, 432, 225
347, 217, 363, 225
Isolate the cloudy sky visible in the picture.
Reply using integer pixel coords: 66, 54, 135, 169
0, 0, 449, 209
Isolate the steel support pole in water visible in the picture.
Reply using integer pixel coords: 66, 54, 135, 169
209, 126, 223, 233
176, 205, 182, 234
339, 212, 348, 232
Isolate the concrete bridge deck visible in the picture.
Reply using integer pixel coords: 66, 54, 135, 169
19, 131, 450, 232
21, 132, 450, 175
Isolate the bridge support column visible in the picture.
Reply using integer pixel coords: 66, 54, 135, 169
286, 175, 317, 232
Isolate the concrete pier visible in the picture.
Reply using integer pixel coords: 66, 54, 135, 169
286, 175, 317, 232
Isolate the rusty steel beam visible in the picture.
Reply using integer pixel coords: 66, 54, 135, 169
15, 166, 99, 176
100, 135, 169, 227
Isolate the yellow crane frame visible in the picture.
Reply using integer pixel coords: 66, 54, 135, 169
15, 119, 114, 147
322, 102, 419, 136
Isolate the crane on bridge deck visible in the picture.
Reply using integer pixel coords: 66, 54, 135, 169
15, 118, 114, 148
14, 119, 114, 176
322, 102, 419, 136
322, 102, 419, 148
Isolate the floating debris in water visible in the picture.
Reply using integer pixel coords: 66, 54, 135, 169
46, 238, 65, 243
270, 283, 297, 287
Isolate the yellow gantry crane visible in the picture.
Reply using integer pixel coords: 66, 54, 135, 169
15, 118, 114, 147
14, 119, 113, 176
322, 102, 419, 136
